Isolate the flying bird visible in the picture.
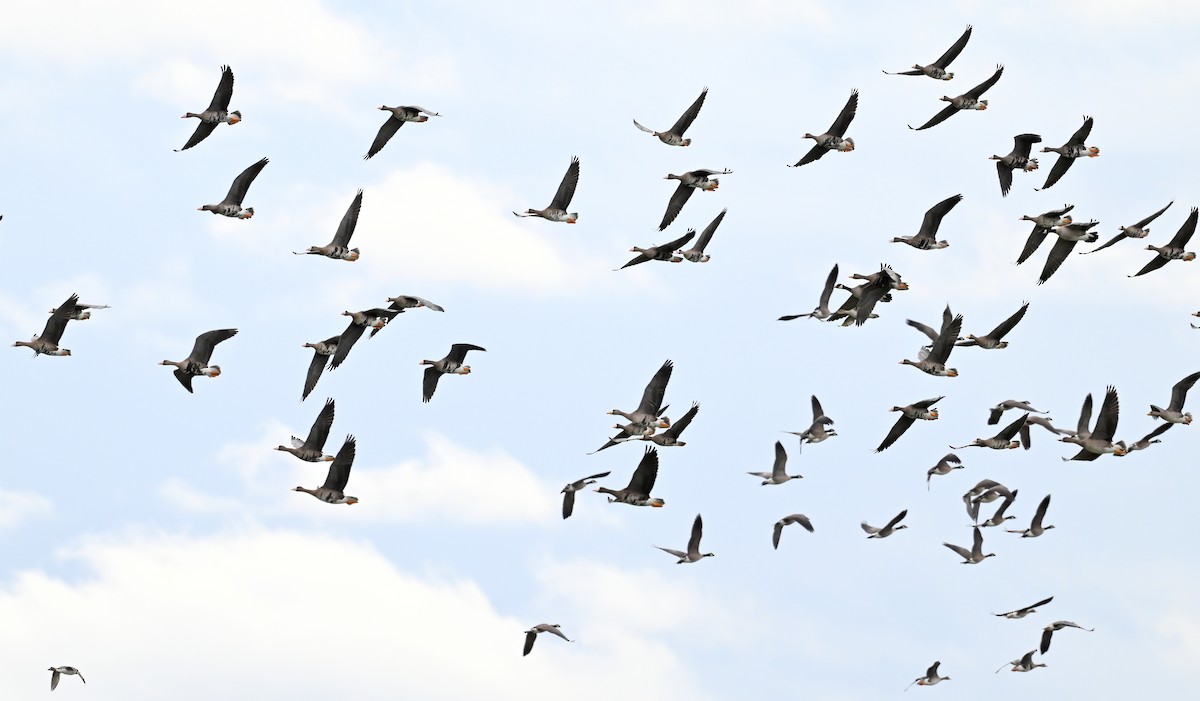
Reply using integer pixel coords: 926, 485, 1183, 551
1036, 116, 1100, 190
926, 453, 965, 489
49, 300, 109, 320
177, 65, 240, 151
907, 64, 1003, 131
514, 156, 580, 223
197, 157, 268, 219
996, 650, 1046, 673
385, 295, 445, 313
658, 169, 732, 231
891, 194, 962, 250
295, 189, 363, 261
561, 471, 611, 519
862, 509, 908, 539
293, 435, 358, 504
993, 595, 1054, 619
677, 208, 727, 262
275, 398, 337, 462
656, 513, 715, 563
364, 105, 439, 160
876, 396, 943, 452
1008, 494, 1055, 537
48, 666, 85, 691
747, 441, 802, 485
596, 446, 665, 507
618, 229, 696, 269
1037, 219, 1100, 285
884, 25, 972, 80
790, 89, 858, 167
1040, 620, 1094, 654
990, 133, 1041, 196
904, 661, 950, 691
772, 514, 814, 549
421, 344, 486, 403
783, 395, 836, 449
1130, 206, 1198, 277
160, 328, 238, 393
1083, 201, 1173, 254
639, 402, 699, 447
301, 335, 340, 401
13, 294, 79, 357
1016, 204, 1075, 265
900, 313, 963, 376
1062, 386, 1125, 460
633, 87, 707, 146
956, 302, 1029, 349
1147, 370, 1200, 424
944, 526, 995, 564
779, 263, 838, 321
523, 624, 571, 656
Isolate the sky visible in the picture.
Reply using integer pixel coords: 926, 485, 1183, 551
2, 0, 1200, 697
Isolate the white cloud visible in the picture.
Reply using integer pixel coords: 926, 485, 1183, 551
0, 489, 51, 529
0, 528, 715, 700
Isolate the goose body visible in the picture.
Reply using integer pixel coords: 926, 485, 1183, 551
877, 396, 943, 452
160, 328, 238, 393
13, 294, 79, 357
365, 105, 439, 159
607, 360, 673, 429
276, 398, 337, 462
900, 313, 962, 376
884, 25, 971, 80
791, 90, 858, 167
198, 157, 268, 218
658, 169, 732, 231
1084, 201, 1173, 254
1062, 386, 1124, 460
1130, 207, 1198, 277
997, 650, 1046, 673
421, 344, 486, 403
1038, 219, 1100, 285
177, 65, 239, 151
772, 513, 814, 549
561, 471, 611, 519
944, 526, 995, 564
907, 64, 1003, 131
991, 133, 1042, 196
862, 509, 908, 539
784, 395, 836, 447
295, 189, 363, 261
952, 413, 1029, 451
957, 302, 1029, 349
329, 307, 403, 369
633, 87, 706, 146
1037, 116, 1099, 190
596, 446, 665, 507
49, 301, 109, 320
514, 156, 580, 223
747, 441, 801, 485
926, 453, 964, 489
293, 435, 358, 504
48, 666, 85, 691
640, 402, 698, 447
678, 208, 726, 262
891, 194, 961, 250
1148, 370, 1200, 424
1040, 620, 1094, 654
656, 513, 715, 563
904, 661, 950, 690
523, 623, 571, 656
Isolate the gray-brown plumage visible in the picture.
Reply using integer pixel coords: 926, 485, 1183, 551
747, 441, 801, 485
595, 446, 665, 507
772, 513, 814, 549
633, 87, 707, 146
1130, 207, 1198, 277
988, 400, 1046, 425
790, 89, 858, 168
1017, 204, 1075, 264
957, 302, 1029, 349
1037, 116, 1099, 191
523, 623, 571, 656
952, 414, 1029, 450
908, 64, 1003, 131
607, 360, 673, 429
926, 453, 964, 489
330, 308, 402, 369
1007, 494, 1054, 537
784, 395, 836, 448
658, 169, 732, 231
13, 294, 79, 357
678, 208, 726, 262
849, 264, 908, 326
876, 396, 943, 452
891, 194, 961, 249
1061, 386, 1123, 461
779, 263, 839, 321
514, 157, 580, 223
978, 489, 1018, 527
1038, 219, 1100, 285
159, 328, 238, 393
656, 513, 715, 563
197, 157, 268, 218
1083, 201, 1172, 254
275, 398, 337, 462
293, 435, 358, 504
619, 229, 696, 269
991, 133, 1041, 197
944, 526, 995, 564
862, 509, 908, 538
294, 189, 363, 261
301, 335, 340, 401
421, 343, 486, 403
177, 65, 239, 151
1040, 620, 1093, 654
1119, 421, 1173, 454
883, 25, 972, 80
365, 105, 439, 160
993, 595, 1054, 619
640, 402, 699, 447
899, 313, 962, 377
561, 471, 611, 519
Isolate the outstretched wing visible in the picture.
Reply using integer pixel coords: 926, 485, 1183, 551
917, 193, 963, 241
1135, 201, 1174, 229
668, 87, 708, 136
931, 25, 972, 68
790, 143, 828, 168
1037, 238, 1078, 285
448, 343, 486, 364
876, 416, 915, 452
1066, 116, 1094, 146
304, 398, 336, 451
692, 209, 726, 253
330, 190, 364, 247
987, 302, 1029, 340
329, 322, 367, 369
826, 89, 858, 137
1038, 155, 1074, 191
964, 64, 1004, 99
189, 328, 238, 365
178, 121, 219, 151
636, 360, 674, 417
627, 446, 659, 494
908, 103, 958, 131
365, 116, 403, 160
1167, 206, 1199, 248
322, 435, 356, 492
658, 182, 695, 231
548, 157, 581, 211
207, 65, 235, 111
303, 347, 331, 401
224, 157, 269, 205
1130, 253, 1170, 278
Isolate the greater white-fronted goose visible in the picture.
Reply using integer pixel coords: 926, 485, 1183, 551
1130, 206, 1198, 277
364, 105, 439, 160
293, 434, 357, 504
1007, 493, 1053, 537
514, 156, 580, 223
1037, 116, 1099, 191
779, 263, 838, 321
588, 421, 658, 455
275, 398, 337, 462
421, 343, 485, 403
48, 300, 109, 320
596, 446, 665, 507
198, 157, 268, 218
1119, 421, 1173, 454
784, 395, 836, 448
862, 509, 908, 539
908, 64, 1003, 131
295, 190, 363, 261
977, 490, 1018, 527
997, 650, 1046, 673
658, 169, 732, 231
618, 229, 696, 269
962, 479, 1012, 523
301, 335, 340, 401
1083, 201, 1173, 254
848, 264, 907, 326
561, 471, 611, 519
956, 302, 1029, 349
656, 513, 715, 563
790, 89, 857, 168
906, 305, 957, 350
994, 595, 1054, 619
678, 208, 726, 262
386, 295, 445, 313
904, 661, 950, 690
48, 666, 85, 691
1025, 415, 1073, 438
747, 441, 801, 485
177, 65, 239, 151
926, 453, 964, 489
641, 402, 698, 447
945, 526, 995, 564
884, 25, 972, 80
13, 294, 79, 357
772, 513, 814, 549
1016, 204, 1075, 265
991, 133, 1041, 196
1062, 386, 1124, 460
1037, 219, 1100, 285
891, 194, 962, 250
160, 328, 238, 393
1147, 370, 1200, 424
608, 360, 673, 429
633, 87, 707, 146
900, 313, 962, 376
1040, 620, 1094, 654
987, 400, 1046, 425
522, 623, 571, 656
329, 308, 402, 369
876, 396, 943, 452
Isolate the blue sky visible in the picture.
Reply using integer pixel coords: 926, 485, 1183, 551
1, 1, 1199, 698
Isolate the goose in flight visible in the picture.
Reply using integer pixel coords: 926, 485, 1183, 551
1083, 201, 1172, 254
364, 105, 439, 160
779, 263, 838, 321
514, 156, 580, 223
926, 453, 964, 489
1130, 206, 1198, 277
177, 65, 240, 151
891, 194, 961, 250
276, 398, 337, 462
996, 650, 1046, 673
1062, 386, 1125, 460
421, 344, 486, 403
655, 513, 715, 563
1008, 494, 1054, 537
13, 294, 79, 357
596, 446, 665, 507
295, 189, 363, 261
876, 396, 943, 452
658, 169, 732, 231
1041, 620, 1094, 654
747, 441, 802, 485
1036, 116, 1100, 191
197, 157, 268, 218
677, 208, 727, 262
904, 661, 950, 690
561, 471, 611, 519
907, 64, 1003, 131
993, 595, 1054, 619
523, 623, 571, 656
160, 328, 238, 393
772, 514, 814, 549
301, 335, 340, 401
293, 435, 358, 504
783, 395, 836, 449
862, 509, 908, 539
944, 526, 995, 564
790, 89, 858, 168
956, 302, 1029, 349
884, 25, 972, 80
48, 666, 85, 691
990, 133, 1041, 196
618, 229, 696, 269
633, 87, 707, 146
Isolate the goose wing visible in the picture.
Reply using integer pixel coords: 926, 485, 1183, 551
321, 435, 356, 492
771, 440, 788, 479
987, 301, 1029, 340
810, 395, 826, 422
222, 157, 268, 206
1090, 386, 1119, 441
1037, 154, 1074, 191
668, 87, 707, 136
884, 509, 908, 531
1065, 115, 1094, 146
658, 182, 695, 230
691, 209, 726, 253
790, 143, 828, 168
1031, 494, 1051, 528
996, 160, 1014, 198
817, 264, 838, 309
1037, 237, 1077, 285
931, 25, 972, 68
188, 328, 238, 365
173, 367, 195, 393
548, 157, 580, 211
927, 314, 963, 364
627, 446, 659, 495
1012, 133, 1042, 159
207, 65, 235, 111
330, 190, 364, 247
561, 490, 577, 519
826, 89, 858, 137
1169, 370, 1200, 411
686, 513, 704, 555
662, 402, 699, 439
422, 366, 444, 403
907, 103, 958, 131
365, 115, 403, 160
303, 398, 336, 451
1131, 253, 1171, 277
39, 294, 79, 344
636, 360, 674, 417
876, 415, 915, 452
1016, 225, 1052, 265
329, 322, 366, 369
447, 343, 486, 365
917, 193, 963, 241
1135, 200, 1174, 228
1166, 206, 1199, 248
178, 121, 219, 152
964, 64, 1003, 99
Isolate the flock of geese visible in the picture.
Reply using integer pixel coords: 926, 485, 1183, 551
7, 20, 1197, 692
